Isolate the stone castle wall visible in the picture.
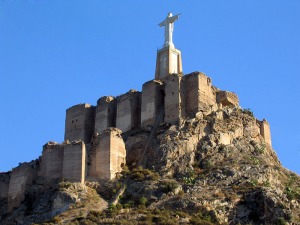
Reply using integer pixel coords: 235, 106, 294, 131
37, 70, 272, 185
62, 141, 86, 183
64, 104, 95, 143
96, 128, 126, 180
185, 72, 216, 117
141, 80, 164, 127
62, 72, 240, 140
259, 119, 272, 148
8, 163, 35, 212
164, 74, 184, 124
41, 142, 64, 179
0, 172, 10, 199
95, 96, 116, 133
116, 90, 141, 132
3, 70, 273, 213
217, 91, 239, 107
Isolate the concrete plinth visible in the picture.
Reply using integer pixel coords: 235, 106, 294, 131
155, 46, 182, 80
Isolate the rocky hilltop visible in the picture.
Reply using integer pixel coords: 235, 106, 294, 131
0, 92, 300, 224
1, 12, 299, 224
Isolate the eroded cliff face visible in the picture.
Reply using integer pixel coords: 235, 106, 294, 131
121, 107, 300, 224
1, 106, 299, 225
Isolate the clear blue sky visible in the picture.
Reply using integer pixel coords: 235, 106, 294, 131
0, 1, 299, 174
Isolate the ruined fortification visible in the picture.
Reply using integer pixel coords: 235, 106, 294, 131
0, 13, 273, 214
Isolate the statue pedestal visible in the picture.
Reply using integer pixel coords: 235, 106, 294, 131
155, 46, 182, 80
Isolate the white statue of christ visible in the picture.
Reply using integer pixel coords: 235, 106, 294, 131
159, 13, 180, 48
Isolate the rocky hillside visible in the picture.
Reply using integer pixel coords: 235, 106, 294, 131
1, 106, 300, 225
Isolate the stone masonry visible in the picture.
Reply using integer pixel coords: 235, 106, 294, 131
1, 15, 275, 215
116, 90, 141, 132
217, 91, 239, 107
37, 68, 272, 185
8, 163, 35, 212
64, 104, 95, 143
141, 80, 164, 128
95, 96, 116, 133
96, 128, 126, 180
0, 172, 10, 199
40, 142, 64, 179
62, 141, 86, 184
259, 119, 272, 148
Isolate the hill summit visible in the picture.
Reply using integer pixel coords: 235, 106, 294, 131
0, 13, 299, 225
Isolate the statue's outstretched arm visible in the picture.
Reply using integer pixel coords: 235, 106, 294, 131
169, 14, 180, 23
159, 21, 166, 27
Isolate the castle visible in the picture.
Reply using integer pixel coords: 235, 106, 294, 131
0, 13, 272, 213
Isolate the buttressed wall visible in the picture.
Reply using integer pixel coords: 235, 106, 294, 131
65, 104, 95, 143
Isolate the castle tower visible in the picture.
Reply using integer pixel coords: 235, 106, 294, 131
95, 128, 126, 180
155, 13, 182, 80
64, 103, 95, 143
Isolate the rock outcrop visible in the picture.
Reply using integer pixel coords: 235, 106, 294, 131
1, 104, 299, 225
